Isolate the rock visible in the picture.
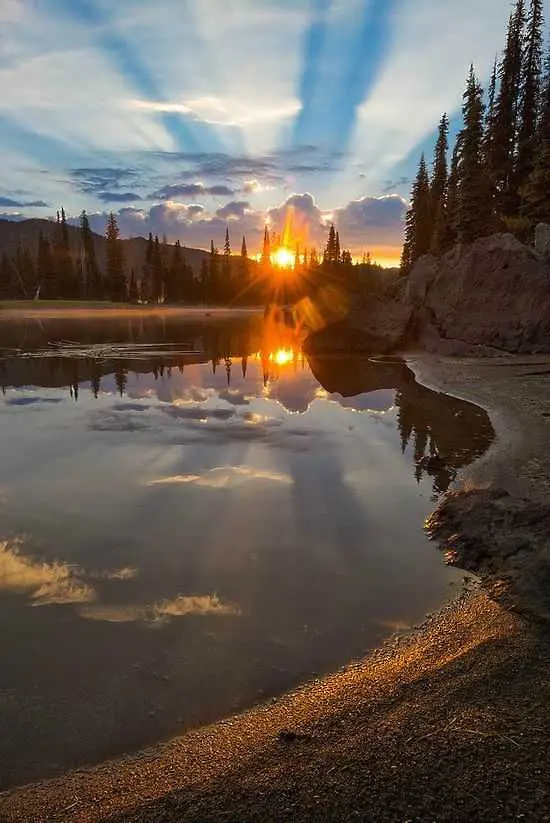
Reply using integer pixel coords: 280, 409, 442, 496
303, 298, 413, 355
405, 233, 550, 353
426, 488, 550, 622
535, 223, 550, 257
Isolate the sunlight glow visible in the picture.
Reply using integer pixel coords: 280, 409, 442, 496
271, 348, 295, 366
271, 247, 295, 269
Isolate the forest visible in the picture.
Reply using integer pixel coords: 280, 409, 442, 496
402, 0, 550, 273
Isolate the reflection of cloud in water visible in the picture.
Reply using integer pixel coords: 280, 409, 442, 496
0, 540, 95, 606
79, 594, 239, 625
149, 466, 293, 489
218, 389, 250, 407
163, 406, 235, 422
330, 390, 395, 414
92, 567, 138, 582
4, 396, 64, 407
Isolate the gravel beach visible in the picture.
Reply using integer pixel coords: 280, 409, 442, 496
2, 354, 550, 823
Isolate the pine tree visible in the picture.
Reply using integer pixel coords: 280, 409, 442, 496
335, 231, 341, 263
80, 210, 101, 299
209, 240, 219, 303
105, 212, 126, 302
486, 0, 526, 215
0, 254, 13, 298
37, 232, 57, 299
456, 67, 494, 243
516, 0, 544, 195
128, 269, 139, 303
152, 235, 163, 302
429, 113, 449, 255
222, 228, 232, 302
57, 207, 77, 297
324, 224, 339, 265
241, 235, 248, 258
261, 226, 271, 266
522, 57, 550, 221
401, 154, 431, 274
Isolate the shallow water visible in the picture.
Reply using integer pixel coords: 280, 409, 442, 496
0, 313, 494, 788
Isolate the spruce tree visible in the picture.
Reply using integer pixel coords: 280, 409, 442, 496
58, 207, 77, 297
486, 0, 526, 215
429, 113, 449, 255
105, 212, 126, 302
401, 154, 431, 273
522, 59, 550, 222
456, 67, 493, 243
37, 232, 57, 299
209, 240, 219, 303
80, 210, 101, 299
223, 228, 232, 302
516, 0, 544, 194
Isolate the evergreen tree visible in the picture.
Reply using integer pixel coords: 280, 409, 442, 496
128, 269, 139, 303
80, 210, 101, 299
522, 58, 550, 221
324, 224, 339, 265
241, 235, 248, 258
401, 154, 431, 273
335, 231, 341, 263
261, 226, 271, 266
151, 235, 163, 302
456, 67, 493, 243
429, 113, 450, 255
208, 240, 219, 304
105, 212, 126, 302
57, 207, 77, 297
0, 254, 13, 298
516, 0, 544, 193
200, 258, 209, 305
486, 0, 526, 215
222, 228, 232, 301
37, 232, 57, 299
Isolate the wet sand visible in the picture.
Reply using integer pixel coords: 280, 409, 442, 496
1, 353, 550, 823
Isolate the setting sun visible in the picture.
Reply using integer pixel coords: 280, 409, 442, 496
271, 247, 295, 269
270, 348, 295, 365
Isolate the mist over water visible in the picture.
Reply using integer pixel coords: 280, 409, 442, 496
0, 313, 493, 788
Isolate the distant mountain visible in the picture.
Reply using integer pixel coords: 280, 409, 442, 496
0, 218, 212, 276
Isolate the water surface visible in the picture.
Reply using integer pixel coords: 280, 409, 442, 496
0, 313, 493, 787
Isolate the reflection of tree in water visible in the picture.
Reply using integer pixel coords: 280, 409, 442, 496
395, 381, 494, 499
0, 317, 494, 498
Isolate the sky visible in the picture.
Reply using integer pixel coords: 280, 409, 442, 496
0, 0, 514, 264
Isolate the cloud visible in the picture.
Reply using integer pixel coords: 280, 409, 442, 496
78, 594, 239, 625
0, 539, 95, 606
216, 200, 250, 220
0, 196, 49, 207
150, 182, 235, 199
74, 190, 405, 256
133, 96, 301, 128
96, 192, 142, 203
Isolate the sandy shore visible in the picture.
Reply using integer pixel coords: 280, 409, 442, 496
1, 354, 549, 823
0, 304, 262, 321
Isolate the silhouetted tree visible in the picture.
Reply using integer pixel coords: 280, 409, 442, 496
485, 0, 526, 215
37, 232, 57, 299
456, 67, 493, 242
80, 210, 101, 299
516, 0, 544, 195
401, 154, 431, 273
522, 56, 550, 221
105, 212, 126, 302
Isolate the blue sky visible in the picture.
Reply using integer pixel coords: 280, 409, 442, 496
0, 0, 512, 261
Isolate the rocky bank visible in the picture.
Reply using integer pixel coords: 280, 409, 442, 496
306, 232, 550, 356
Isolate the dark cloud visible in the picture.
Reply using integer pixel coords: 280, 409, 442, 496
335, 195, 407, 249
0, 197, 49, 207
150, 183, 235, 199
216, 201, 250, 220
69, 167, 139, 196
96, 192, 142, 203
381, 177, 410, 194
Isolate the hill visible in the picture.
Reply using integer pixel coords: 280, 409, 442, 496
0, 218, 211, 277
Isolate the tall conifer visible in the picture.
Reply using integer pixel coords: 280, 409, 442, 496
401, 154, 431, 273
456, 67, 493, 242
516, 0, 544, 193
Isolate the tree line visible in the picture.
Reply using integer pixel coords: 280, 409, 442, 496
401, 0, 549, 274
0, 210, 382, 305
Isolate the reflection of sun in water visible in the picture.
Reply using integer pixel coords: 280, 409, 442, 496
271, 348, 294, 366
271, 247, 294, 269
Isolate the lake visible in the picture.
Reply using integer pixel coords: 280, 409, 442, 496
0, 311, 494, 788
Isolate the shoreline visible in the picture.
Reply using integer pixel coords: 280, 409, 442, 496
0, 304, 262, 321
1, 354, 550, 822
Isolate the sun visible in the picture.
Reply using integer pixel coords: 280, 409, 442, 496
271, 348, 294, 366
271, 247, 295, 269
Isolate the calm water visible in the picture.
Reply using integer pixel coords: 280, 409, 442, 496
0, 312, 494, 788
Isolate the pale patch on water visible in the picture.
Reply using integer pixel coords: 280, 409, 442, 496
79, 594, 240, 625
148, 466, 293, 488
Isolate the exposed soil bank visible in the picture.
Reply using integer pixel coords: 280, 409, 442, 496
1, 355, 550, 823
